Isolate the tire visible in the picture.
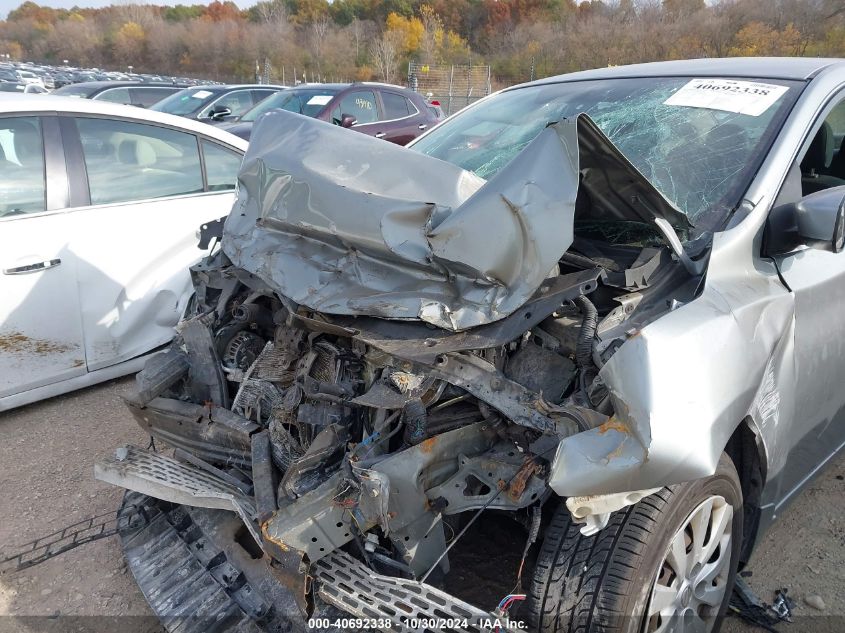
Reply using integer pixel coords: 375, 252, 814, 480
527, 453, 743, 633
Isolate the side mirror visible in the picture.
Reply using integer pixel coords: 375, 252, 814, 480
340, 114, 357, 128
765, 187, 845, 256
209, 106, 232, 121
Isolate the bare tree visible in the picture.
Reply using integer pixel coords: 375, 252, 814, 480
371, 32, 399, 83
254, 0, 288, 26
310, 14, 330, 79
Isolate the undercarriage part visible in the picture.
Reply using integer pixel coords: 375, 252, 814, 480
261, 472, 354, 563
566, 487, 662, 536
180, 314, 230, 407
251, 431, 277, 524
314, 550, 499, 633
401, 398, 427, 445
0, 503, 148, 574
504, 341, 575, 404
336, 267, 602, 365
133, 348, 190, 405
369, 422, 499, 575
278, 423, 348, 499
94, 445, 258, 542
120, 493, 303, 633
425, 448, 546, 514
126, 397, 258, 468
422, 351, 582, 435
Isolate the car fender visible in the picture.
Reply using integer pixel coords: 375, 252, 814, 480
548, 250, 795, 497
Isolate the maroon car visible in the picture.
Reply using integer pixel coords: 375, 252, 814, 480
222, 82, 442, 145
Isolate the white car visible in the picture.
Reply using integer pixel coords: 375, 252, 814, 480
15, 70, 44, 88
0, 94, 248, 411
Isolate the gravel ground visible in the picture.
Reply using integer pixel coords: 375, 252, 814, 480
0, 378, 842, 632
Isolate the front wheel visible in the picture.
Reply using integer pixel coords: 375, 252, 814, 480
527, 453, 743, 633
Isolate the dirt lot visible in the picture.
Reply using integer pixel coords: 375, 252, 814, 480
0, 378, 842, 632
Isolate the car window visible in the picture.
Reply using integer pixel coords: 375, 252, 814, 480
332, 90, 378, 125
202, 90, 253, 118
202, 140, 241, 192
131, 87, 178, 108
251, 89, 276, 104
76, 117, 203, 205
799, 96, 845, 195
95, 87, 132, 105
382, 92, 412, 119
0, 116, 46, 217
152, 87, 221, 116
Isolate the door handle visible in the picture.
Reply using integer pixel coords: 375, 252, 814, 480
375, 132, 387, 139
418, 124, 428, 130
3, 258, 62, 275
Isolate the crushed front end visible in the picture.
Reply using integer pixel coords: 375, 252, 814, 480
95, 110, 703, 632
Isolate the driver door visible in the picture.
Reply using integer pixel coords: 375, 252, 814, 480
771, 93, 845, 508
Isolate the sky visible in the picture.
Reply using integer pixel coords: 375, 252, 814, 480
0, 0, 256, 19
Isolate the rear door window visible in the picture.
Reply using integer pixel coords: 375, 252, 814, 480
95, 87, 132, 105
131, 87, 178, 108
0, 116, 46, 216
251, 89, 277, 104
75, 117, 203, 205
202, 140, 242, 191
381, 92, 412, 119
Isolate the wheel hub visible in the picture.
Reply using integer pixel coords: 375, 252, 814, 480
645, 495, 734, 633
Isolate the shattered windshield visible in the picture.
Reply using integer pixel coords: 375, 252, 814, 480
411, 77, 800, 228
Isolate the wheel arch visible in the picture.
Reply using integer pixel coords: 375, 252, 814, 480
723, 416, 769, 565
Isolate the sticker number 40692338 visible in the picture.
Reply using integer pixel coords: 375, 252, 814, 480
663, 78, 789, 117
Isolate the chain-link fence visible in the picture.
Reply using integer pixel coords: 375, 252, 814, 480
408, 62, 492, 116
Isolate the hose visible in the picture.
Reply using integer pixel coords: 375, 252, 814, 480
573, 295, 598, 370
402, 398, 428, 446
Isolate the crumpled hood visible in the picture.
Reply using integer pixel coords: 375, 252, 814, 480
223, 109, 688, 331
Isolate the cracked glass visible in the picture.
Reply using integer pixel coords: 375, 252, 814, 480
411, 77, 800, 232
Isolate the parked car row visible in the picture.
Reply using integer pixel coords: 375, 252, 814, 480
53, 81, 190, 108
218, 82, 443, 144
1, 60, 212, 91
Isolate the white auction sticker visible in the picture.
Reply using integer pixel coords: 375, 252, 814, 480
191, 89, 213, 99
306, 95, 333, 106
663, 78, 789, 116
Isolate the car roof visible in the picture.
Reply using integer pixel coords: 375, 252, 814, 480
291, 82, 416, 92
59, 81, 188, 90
0, 93, 249, 151
195, 84, 286, 90
523, 57, 845, 88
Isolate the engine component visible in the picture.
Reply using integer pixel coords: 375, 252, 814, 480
504, 340, 575, 403
573, 295, 598, 371
222, 331, 266, 372
401, 398, 427, 445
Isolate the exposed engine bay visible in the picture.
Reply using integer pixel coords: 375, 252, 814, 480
106, 230, 695, 619
95, 111, 705, 630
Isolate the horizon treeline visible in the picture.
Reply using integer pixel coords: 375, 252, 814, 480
1, 0, 844, 86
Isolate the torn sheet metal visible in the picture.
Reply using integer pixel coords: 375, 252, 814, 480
223, 110, 687, 332
549, 274, 795, 497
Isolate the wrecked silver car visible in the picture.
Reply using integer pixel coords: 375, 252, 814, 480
95, 58, 845, 633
